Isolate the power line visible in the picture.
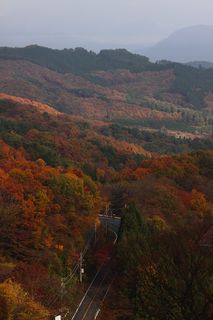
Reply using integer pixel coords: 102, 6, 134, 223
46, 229, 96, 310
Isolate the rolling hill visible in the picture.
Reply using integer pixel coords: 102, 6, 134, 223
0, 46, 152, 74
0, 47, 212, 158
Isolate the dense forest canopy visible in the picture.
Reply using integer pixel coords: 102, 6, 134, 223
0, 46, 212, 319
1, 45, 213, 109
100, 151, 213, 320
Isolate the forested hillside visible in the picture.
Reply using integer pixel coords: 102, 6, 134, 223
1, 46, 213, 111
100, 151, 213, 320
0, 138, 104, 318
0, 46, 153, 74
0, 51, 212, 147
0, 93, 211, 175
0, 46, 212, 320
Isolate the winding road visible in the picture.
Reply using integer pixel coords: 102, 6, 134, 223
70, 215, 121, 320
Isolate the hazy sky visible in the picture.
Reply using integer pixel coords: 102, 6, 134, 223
0, 0, 213, 50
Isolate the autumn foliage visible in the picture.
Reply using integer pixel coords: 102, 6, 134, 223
0, 92, 212, 319
100, 151, 213, 320
0, 139, 102, 318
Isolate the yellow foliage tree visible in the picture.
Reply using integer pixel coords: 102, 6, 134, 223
0, 280, 49, 320
191, 189, 208, 218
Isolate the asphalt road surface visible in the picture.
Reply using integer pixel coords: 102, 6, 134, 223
71, 262, 113, 320
70, 215, 120, 320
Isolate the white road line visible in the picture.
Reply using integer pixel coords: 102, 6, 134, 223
94, 309, 101, 319
71, 215, 120, 320
101, 279, 113, 304
81, 269, 111, 320
112, 230, 118, 245
71, 263, 104, 320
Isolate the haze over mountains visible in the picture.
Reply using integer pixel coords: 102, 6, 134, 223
144, 25, 213, 63
1, 25, 213, 66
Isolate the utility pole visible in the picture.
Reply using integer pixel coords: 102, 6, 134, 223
79, 252, 83, 283
94, 222, 97, 245
105, 203, 109, 216
60, 277, 64, 307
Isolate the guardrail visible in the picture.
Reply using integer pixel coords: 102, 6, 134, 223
99, 214, 121, 221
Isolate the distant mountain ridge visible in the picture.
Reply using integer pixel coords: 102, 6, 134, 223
0, 45, 154, 74
187, 61, 213, 69
144, 25, 213, 63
